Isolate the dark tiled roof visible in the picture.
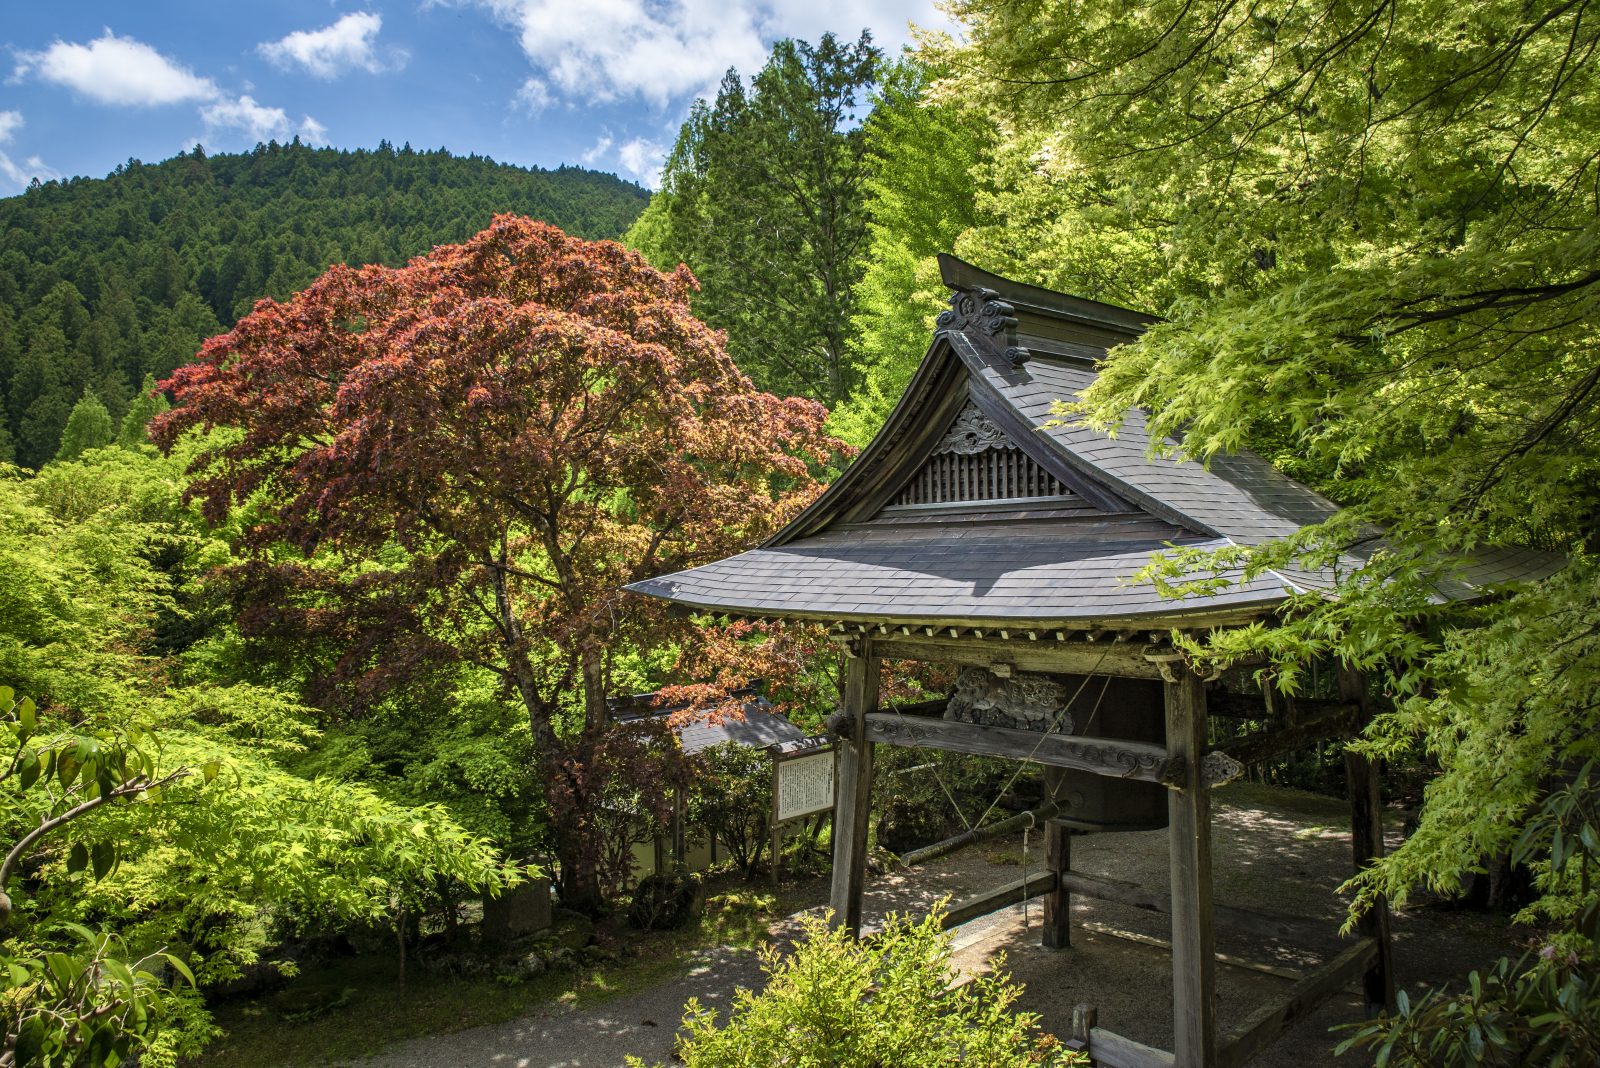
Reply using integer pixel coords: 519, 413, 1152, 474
977, 345, 1340, 543
628, 514, 1293, 626
624, 258, 1563, 626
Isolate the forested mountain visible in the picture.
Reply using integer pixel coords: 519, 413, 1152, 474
0, 140, 649, 467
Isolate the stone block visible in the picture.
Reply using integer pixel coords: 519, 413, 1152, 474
481, 877, 553, 943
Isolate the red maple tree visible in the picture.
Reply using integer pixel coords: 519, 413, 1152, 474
153, 216, 841, 910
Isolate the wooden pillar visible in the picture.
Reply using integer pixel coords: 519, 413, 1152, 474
1157, 655, 1217, 1067
1043, 818, 1072, 949
1338, 664, 1396, 1013
829, 645, 879, 935
671, 788, 685, 865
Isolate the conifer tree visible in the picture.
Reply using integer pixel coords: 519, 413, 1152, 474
630, 33, 880, 406
116, 375, 168, 449
52, 389, 113, 464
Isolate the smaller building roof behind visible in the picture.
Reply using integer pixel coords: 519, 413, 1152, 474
611, 691, 810, 755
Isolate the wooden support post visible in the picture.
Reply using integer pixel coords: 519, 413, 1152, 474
671, 788, 685, 865
1043, 818, 1072, 949
1338, 665, 1396, 1013
1067, 1003, 1096, 1055
829, 646, 879, 935
1155, 655, 1218, 1067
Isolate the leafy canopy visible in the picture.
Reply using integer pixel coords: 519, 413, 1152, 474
928, 0, 1600, 929
153, 215, 841, 909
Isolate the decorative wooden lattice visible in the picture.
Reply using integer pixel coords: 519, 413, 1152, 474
889, 403, 1077, 508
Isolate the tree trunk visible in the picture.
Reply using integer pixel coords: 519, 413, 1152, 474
555, 814, 604, 914
554, 645, 610, 914
489, 556, 610, 916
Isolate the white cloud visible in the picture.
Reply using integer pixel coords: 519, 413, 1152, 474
467, 0, 946, 109
476, 0, 768, 107
617, 137, 667, 185
12, 29, 218, 106
259, 12, 406, 79
579, 134, 614, 165
0, 110, 60, 191
299, 116, 329, 145
201, 94, 291, 143
513, 77, 553, 114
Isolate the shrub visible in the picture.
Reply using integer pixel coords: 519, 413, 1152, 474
637, 906, 1079, 1067
628, 869, 706, 931
1335, 952, 1600, 1066
687, 743, 772, 879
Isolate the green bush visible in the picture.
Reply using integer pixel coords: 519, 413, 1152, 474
687, 744, 772, 879
636, 907, 1079, 1067
1335, 952, 1599, 1066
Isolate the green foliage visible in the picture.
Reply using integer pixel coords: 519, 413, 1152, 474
52, 392, 113, 465
0, 686, 189, 922
640, 907, 1075, 1067
920, 0, 1600, 936
686, 744, 772, 879
829, 60, 995, 446
0, 444, 532, 1060
629, 34, 879, 405
2, 923, 200, 1068
1335, 953, 1600, 1067
1344, 762, 1600, 1062
1339, 570, 1600, 924
1, 141, 648, 468
114, 377, 168, 450
873, 746, 1026, 856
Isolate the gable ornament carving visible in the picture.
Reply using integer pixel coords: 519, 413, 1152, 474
934, 402, 1011, 456
937, 287, 1032, 367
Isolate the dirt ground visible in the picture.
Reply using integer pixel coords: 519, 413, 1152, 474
354, 783, 1523, 1067
929, 783, 1517, 1066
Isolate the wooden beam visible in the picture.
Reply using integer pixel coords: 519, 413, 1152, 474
937, 871, 1058, 931
897, 802, 1059, 868
1088, 1028, 1176, 1068
1057, 870, 1320, 943
1163, 663, 1218, 1067
829, 649, 880, 936
1043, 818, 1071, 949
870, 634, 1167, 679
1219, 938, 1379, 1068
1339, 665, 1396, 1013
862, 712, 1189, 785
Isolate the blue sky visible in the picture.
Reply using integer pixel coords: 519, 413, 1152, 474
1, 1, 946, 194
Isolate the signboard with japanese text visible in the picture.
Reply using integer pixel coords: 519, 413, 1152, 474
774, 746, 835, 822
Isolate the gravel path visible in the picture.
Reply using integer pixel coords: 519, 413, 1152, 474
351, 785, 1518, 1067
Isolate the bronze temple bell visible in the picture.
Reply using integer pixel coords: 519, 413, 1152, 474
945, 666, 1167, 832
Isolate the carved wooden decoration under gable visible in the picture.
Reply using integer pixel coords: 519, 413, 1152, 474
935, 404, 1011, 455
945, 666, 1073, 733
